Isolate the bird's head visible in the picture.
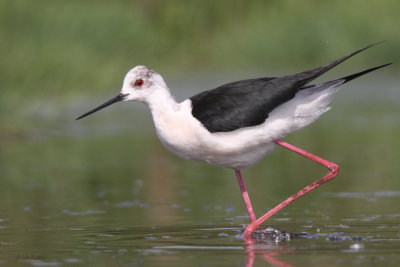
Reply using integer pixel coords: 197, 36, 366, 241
121, 65, 168, 102
76, 65, 167, 120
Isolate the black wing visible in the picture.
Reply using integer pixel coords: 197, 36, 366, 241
190, 42, 386, 133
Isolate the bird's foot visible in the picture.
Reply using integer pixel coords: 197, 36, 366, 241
243, 223, 257, 239
243, 225, 297, 244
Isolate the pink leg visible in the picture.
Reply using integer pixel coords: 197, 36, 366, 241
235, 170, 257, 223
243, 139, 339, 237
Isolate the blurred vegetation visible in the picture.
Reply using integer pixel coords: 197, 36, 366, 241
0, 0, 399, 208
0, 0, 399, 132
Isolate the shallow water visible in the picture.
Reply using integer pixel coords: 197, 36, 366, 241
1, 78, 400, 266
1, 189, 400, 266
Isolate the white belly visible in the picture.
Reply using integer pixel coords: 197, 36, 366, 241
151, 83, 340, 169
152, 100, 277, 169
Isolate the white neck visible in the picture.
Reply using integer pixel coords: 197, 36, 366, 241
141, 86, 182, 141
145, 86, 179, 116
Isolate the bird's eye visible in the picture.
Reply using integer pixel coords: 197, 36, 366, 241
134, 79, 144, 87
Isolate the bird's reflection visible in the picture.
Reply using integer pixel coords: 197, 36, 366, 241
243, 227, 299, 267
245, 247, 294, 267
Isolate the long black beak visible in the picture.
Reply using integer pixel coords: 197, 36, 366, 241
76, 93, 128, 120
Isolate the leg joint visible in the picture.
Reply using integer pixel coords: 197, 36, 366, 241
328, 163, 339, 175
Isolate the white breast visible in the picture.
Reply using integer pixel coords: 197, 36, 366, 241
150, 81, 342, 170
150, 100, 275, 169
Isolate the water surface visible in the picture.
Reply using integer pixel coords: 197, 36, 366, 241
1, 78, 399, 266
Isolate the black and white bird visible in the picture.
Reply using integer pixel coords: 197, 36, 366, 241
77, 43, 390, 238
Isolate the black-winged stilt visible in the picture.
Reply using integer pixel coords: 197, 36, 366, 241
77, 42, 390, 238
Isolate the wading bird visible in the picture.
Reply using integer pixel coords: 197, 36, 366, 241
77, 43, 390, 238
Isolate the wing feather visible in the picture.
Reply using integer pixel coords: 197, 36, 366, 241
190, 42, 387, 133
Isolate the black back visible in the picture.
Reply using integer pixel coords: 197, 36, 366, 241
190, 42, 388, 133
190, 77, 295, 132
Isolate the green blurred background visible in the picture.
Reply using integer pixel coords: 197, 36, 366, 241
1, 0, 399, 131
0, 1, 399, 265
